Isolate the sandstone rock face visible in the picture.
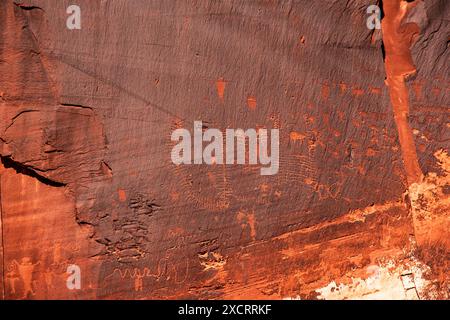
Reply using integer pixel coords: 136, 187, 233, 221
0, 0, 448, 299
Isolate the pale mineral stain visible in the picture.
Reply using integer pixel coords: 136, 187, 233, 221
315, 259, 432, 300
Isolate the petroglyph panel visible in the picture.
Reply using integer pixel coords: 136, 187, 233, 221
0, 0, 448, 299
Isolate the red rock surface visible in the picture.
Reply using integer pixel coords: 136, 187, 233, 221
0, 0, 448, 299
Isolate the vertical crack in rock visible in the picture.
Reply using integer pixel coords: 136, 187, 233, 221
381, 0, 424, 186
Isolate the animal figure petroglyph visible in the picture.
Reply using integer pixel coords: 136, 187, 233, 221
105, 257, 190, 290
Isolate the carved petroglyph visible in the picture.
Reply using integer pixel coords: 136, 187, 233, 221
106, 257, 190, 290
198, 252, 226, 271
237, 211, 257, 241
167, 119, 233, 212
134, 274, 144, 292
278, 154, 318, 187
5, 262, 20, 295
10, 258, 40, 299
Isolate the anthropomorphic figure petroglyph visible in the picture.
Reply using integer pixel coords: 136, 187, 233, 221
13, 258, 40, 299
6, 262, 20, 295
134, 275, 144, 292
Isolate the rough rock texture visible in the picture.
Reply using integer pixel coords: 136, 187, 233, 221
0, 0, 448, 299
